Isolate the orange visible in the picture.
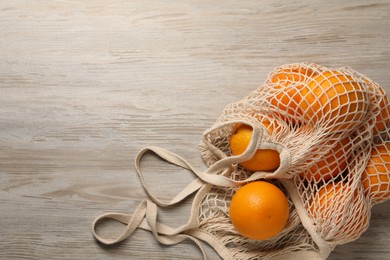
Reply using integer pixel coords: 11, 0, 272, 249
373, 93, 390, 135
270, 64, 317, 86
310, 182, 367, 239
253, 114, 279, 135
268, 65, 317, 124
269, 87, 302, 124
230, 123, 280, 172
310, 182, 351, 219
300, 136, 352, 182
229, 181, 289, 240
361, 143, 390, 203
370, 86, 390, 135
295, 70, 369, 131
361, 78, 390, 135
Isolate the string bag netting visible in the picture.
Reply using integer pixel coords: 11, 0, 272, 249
92, 63, 390, 260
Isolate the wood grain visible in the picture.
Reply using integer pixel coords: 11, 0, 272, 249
1, 0, 389, 259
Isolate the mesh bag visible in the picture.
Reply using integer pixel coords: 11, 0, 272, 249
92, 63, 390, 260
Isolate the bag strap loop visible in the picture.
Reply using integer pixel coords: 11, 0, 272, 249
92, 147, 214, 259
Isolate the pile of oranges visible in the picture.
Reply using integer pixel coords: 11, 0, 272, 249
228, 64, 390, 241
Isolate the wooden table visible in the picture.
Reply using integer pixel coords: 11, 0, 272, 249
1, 1, 389, 259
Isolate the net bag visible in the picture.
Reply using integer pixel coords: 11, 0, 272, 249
92, 63, 390, 260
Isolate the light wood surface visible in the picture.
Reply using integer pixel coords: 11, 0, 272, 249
1, 1, 390, 259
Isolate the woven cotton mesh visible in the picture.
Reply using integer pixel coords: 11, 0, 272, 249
198, 179, 319, 259
198, 63, 390, 258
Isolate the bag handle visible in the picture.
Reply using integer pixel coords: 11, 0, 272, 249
91, 126, 295, 259
280, 180, 333, 259
92, 147, 213, 259
92, 199, 208, 259
135, 143, 278, 191
135, 146, 207, 207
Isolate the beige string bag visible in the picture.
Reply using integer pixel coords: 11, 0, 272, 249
92, 63, 390, 260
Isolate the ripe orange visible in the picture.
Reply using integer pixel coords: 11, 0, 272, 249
373, 93, 390, 135
269, 87, 302, 124
361, 143, 390, 204
254, 114, 279, 135
310, 182, 367, 239
268, 65, 317, 124
229, 181, 289, 240
370, 86, 390, 135
310, 182, 350, 219
230, 123, 280, 172
295, 70, 369, 131
360, 78, 390, 135
270, 64, 317, 86
300, 136, 352, 182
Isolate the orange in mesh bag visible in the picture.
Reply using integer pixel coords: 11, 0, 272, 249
92, 63, 390, 260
